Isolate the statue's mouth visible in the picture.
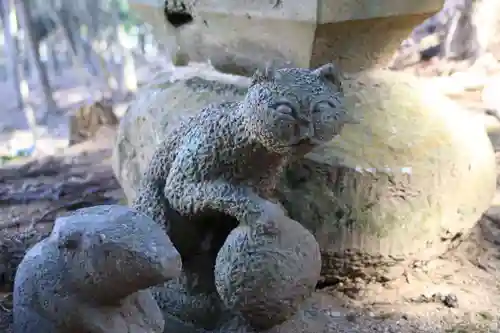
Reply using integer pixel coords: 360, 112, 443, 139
291, 138, 317, 149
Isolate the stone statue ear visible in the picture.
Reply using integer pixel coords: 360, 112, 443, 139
313, 63, 343, 90
251, 64, 276, 86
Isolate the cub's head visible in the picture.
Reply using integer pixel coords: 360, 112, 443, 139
242, 63, 355, 155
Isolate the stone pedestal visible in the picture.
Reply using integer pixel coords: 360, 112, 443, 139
130, 0, 444, 74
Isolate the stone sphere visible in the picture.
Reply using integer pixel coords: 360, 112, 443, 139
214, 216, 321, 330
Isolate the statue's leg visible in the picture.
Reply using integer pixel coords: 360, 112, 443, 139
164, 180, 287, 231
152, 245, 228, 331
152, 209, 239, 332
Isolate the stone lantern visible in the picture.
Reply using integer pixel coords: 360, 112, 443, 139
129, 0, 444, 74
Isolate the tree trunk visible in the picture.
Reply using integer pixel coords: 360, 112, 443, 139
15, 0, 57, 123
80, 0, 101, 76
117, 25, 138, 94
111, 0, 138, 95
138, 26, 146, 55
0, 0, 23, 109
2, 0, 41, 156
43, 1, 97, 101
48, 0, 117, 97
58, 3, 82, 60
108, 0, 125, 95
46, 38, 61, 77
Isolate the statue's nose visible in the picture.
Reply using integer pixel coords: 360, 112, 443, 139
299, 121, 315, 138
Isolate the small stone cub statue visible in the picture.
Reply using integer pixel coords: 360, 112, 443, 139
13, 205, 181, 333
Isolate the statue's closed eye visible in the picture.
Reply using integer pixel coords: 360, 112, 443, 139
271, 101, 297, 119
312, 99, 340, 114
276, 104, 294, 115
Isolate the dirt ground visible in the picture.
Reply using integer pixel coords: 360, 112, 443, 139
1, 69, 500, 332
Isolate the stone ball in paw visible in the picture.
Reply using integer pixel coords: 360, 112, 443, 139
214, 214, 321, 330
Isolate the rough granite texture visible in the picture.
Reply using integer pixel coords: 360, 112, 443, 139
13, 205, 181, 333
215, 216, 321, 330
132, 64, 351, 331
113, 67, 496, 292
132, 63, 349, 258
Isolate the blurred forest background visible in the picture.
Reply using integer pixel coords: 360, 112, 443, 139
0, 0, 167, 160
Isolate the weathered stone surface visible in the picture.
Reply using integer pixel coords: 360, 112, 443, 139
215, 213, 321, 330
130, 0, 444, 74
13, 205, 181, 333
112, 66, 496, 287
